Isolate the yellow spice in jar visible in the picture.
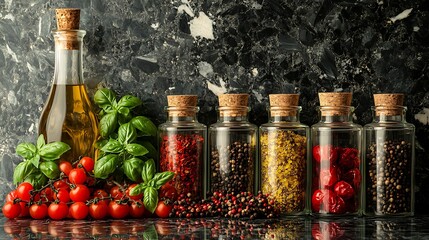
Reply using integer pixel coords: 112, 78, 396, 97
260, 130, 307, 214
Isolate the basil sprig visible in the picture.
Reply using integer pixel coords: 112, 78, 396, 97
129, 159, 174, 213
13, 134, 70, 189
93, 88, 158, 182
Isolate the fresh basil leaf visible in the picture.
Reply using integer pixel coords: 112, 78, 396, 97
148, 179, 156, 188
125, 143, 148, 157
100, 139, 123, 153
94, 88, 117, 110
142, 225, 158, 240
94, 154, 119, 179
117, 95, 142, 109
131, 116, 157, 137
143, 187, 158, 213
141, 158, 155, 183
37, 134, 45, 149
140, 141, 158, 160
118, 122, 136, 144
29, 155, 40, 168
13, 161, 35, 185
99, 112, 118, 138
15, 143, 37, 160
152, 171, 175, 189
39, 142, 71, 161
39, 161, 60, 179
95, 139, 109, 149
24, 171, 48, 190
123, 157, 144, 182
117, 106, 130, 116
129, 183, 146, 196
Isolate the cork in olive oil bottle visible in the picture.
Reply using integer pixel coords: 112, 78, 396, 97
38, 8, 99, 162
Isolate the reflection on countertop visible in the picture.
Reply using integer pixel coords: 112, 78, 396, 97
1, 216, 429, 239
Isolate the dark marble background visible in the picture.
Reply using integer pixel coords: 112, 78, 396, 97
1, 0, 428, 213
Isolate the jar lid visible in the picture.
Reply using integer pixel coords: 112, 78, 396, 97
167, 95, 198, 117
269, 94, 300, 116
318, 92, 353, 116
373, 93, 404, 116
218, 94, 249, 117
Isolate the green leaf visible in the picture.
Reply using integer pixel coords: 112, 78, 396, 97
15, 143, 37, 160
29, 155, 40, 168
99, 112, 118, 138
94, 154, 119, 179
13, 161, 35, 185
117, 95, 142, 109
37, 135, 45, 149
131, 116, 157, 137
143, 187, 158, 213
39, 142, 71, 161
118, 122, 136, 144
125, 143, 148, 157
100, 139, 123, 153
129, 183, 146, 196
94, 88, 117, 110
141, 159, 155, 183
24, 171, 48, 190
140, 141, 158, 160
39, 161, 60, 179
142, 225, 158, 240
123, 157, 144, 182
152, 171, 175, 189
117, 106, 130, 116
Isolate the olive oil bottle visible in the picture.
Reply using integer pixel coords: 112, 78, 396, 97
38, 8, 99, 162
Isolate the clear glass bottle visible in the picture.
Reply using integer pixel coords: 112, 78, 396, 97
310, 92, 362, 216
259, 94, 309, 215
158, 95, 206, 200
208, 94, 257, 195
363, 93, 415, 216
38, 9, 99, 162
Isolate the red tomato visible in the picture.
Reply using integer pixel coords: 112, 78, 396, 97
29, 203, 48, 219
59, 160, 73, 176
6, 190, 18, 202
53, 179, 70, 191
79, 157, 95, 172
54, 188, 71, 203
17, 182, 33, 201
159, 183, 178, 201
48, 202, 69, 220
93, 189, 110, 205
110, 186, 125, 200
69, 202, 89, 220
129, 201, 146, 218
155, 201, 173, 218
40, 187, 55, 202
126, 184, 143, 201
19, 202, 29, 217
2, 202, 21, 219
69, 184, 90, 202
108, 201, 129, 219
69, 168, 87, 184
89, 202, 109, 220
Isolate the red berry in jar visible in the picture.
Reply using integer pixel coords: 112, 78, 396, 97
312, 189, 325, 212
328, 195, 346, 214
334, 181, 355, 200
338, 148, 359, 170
342, 168, 361, 190
319, 166, 339, 188
313, 145, 338, 163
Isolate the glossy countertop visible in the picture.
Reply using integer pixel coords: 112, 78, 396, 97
1, 216, 428, 239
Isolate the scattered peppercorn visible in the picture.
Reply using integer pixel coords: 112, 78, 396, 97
366, 140, 412, 214
260, 130, 307, 214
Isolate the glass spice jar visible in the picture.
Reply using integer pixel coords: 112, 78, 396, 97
259, 94, 309, 215
158, 95, 207, 201
363, 93, 415, 216
208, 94, 258, 195
311, 92, 362, 216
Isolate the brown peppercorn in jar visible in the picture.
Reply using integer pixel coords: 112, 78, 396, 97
158, 95, 207, 201
363, 93, 415, 216
259, 94, 309, 215
208, 94, 258, 195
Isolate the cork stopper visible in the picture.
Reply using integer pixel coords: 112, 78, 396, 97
167, 95, 198, 117
318, 92, 353, 116
373, 93, 404, 116
55, 8, 81, 50
269, 94, 300, 116
218, 94, 249, 117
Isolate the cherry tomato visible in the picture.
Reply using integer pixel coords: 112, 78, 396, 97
108, 201, 129, 219
40, 187, 55, 202
319, 166, 339, 188
89, 202, 108, 220
19, 202, 30, 217
6, 190, 19, 202
53, 179, 70, 191
129, 201, 146, 218
159, 183, 178, 200
48, 202, 69, 220
59, 160, 73, 176
110, 186, 125, 200
313, 145, 338, 164
69, 184, 91, 202
69, 168, 87, 184
126, 184, 143, 201
2, 202, 21, 219
93, 189, 110, 205
334, 181, 355, 200
54, 188, 71, 203
155, 201, 173, 218
79, 156, 95, 172
29, 203, 48, 219
17, 182, 33, 201
69, 202, 89, 220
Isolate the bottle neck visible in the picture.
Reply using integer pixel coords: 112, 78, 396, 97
217, 106, 249, 123
166, 106, 199, 123
372, 106, 407, 123
53, 30, 85, 85
268, 106, 301, 123
318, 106, 354, 123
